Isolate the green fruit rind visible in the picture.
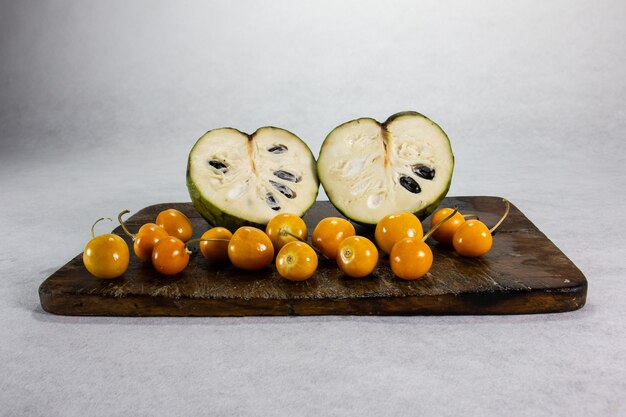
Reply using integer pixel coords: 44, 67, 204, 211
187, 126, 319, 232
186, 171, 261, 231
317, 111, 454, 225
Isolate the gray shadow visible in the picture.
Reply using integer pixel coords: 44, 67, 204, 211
30, 300, 592, 327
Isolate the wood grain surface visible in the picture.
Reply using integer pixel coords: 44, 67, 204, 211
38, 197, 587, 316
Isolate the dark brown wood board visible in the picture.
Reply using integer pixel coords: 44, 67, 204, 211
38, 197, 587, 316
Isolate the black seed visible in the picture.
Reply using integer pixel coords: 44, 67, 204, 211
265, 193, 281, 211
270, 180, 296, 199
412, 164, 435, 180
267, 144, 288, 154
399, 176, 421, 194
208, 160, 228, 172
273, 170, 301, 183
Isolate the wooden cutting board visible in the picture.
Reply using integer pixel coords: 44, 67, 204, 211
38, 197, 587, 316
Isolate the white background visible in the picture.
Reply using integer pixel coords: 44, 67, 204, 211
1, 0, 625, 416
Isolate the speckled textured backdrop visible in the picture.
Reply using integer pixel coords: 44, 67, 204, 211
1, 0, 625, 416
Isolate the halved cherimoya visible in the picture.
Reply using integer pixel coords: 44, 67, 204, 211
187, 127, 319, 231
317, 111, 454, 225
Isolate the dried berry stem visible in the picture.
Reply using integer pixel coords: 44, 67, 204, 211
184, 237, 231, 255
423, 207, 459, 242
185, 237, 230, 247
117, 210, 136, 239
489, 199, 510, 234
282, 230, 329, 260
90, 217, 112, 238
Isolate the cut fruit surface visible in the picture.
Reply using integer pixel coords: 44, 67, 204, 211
317, 112, 454, 225
187, 127, 319, 230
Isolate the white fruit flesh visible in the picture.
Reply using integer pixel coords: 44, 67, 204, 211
187, 127, 318, 226
318, 112, 453, 224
